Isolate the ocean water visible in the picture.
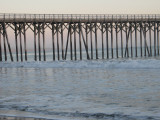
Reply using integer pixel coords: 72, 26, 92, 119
0, 57, 160, 120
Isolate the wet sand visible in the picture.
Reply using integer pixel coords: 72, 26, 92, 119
0, 116, 53, 120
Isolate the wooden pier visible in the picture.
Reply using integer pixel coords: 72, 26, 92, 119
0, 13, 160, 61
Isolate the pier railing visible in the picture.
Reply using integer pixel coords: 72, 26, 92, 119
0, 13, 160, 22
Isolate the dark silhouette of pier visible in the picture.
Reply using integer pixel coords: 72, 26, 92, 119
0, 13, 160, 61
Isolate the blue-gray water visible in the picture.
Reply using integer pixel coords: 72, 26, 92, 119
0, 57, 160, 120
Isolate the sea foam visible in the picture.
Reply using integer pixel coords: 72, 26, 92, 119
0, 58, 160, 69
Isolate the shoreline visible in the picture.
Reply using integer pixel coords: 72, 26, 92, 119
0, 115, 54, 120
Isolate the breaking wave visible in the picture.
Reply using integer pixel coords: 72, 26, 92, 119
0, 58, 160, 69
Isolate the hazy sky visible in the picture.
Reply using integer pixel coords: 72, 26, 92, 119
0, 0, 160, 14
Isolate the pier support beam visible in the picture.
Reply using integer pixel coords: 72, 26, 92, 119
3, 27, 7, 61
125, 23, 130, 58
90, 23, 93, 59
19, 24, 23, 61
23, 23, 27, 61
70, 24, 73, 60
43, 23, 46, 61
101, 23, 104, 59
65, 24, 70, 60
144, 24, 147, 56
61, 23, 64, 60
106, 23, 109, 59
80, 23, 90, 60
52, 23, 55, 60
85, 23, 89, 59
154, 22, 156, 56
149, 22, 152, 56
3, 23, 13, 61
130, 25, 133, 57
74, 23, 77, 60
78, 23, 82, 60
95, 23, 98, 59
15, 23, 19, 61
56, 23, 60, 60
111, 23, 113, 58
34, 23, 37, 61
121, 23, 123, 58
142, 25, 150, 57
135, 22, 137, 57
116, 23, 118, 58
38, 24, 41, 61
140, 23, 143, 57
